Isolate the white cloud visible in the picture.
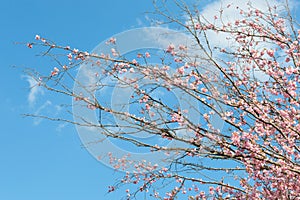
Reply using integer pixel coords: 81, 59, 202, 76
136, 18, 143, 26
25, 76, 44, 107
199, 0, 285, 49
192, 0, 294, 81
33, 100, 52, 125
56, 122, 68, 132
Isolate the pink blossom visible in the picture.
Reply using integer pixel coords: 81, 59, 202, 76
178, 45, 187, 51
73, 48, 79, 54
107, 37, 116, 44
195, 23, 201, 30
200, 191, 205, 198
67, 53, 72, 61
266, 49, 274, 57
231, 132, 240, 145
145, 104, 151, 110
111, 48, 118, 57
203, 113, 209, 120
177, 66, 184, 74
166, 44, 175, 53
285, 67, 295, 75
51, 67, 59, 76
201, 88, 208, 93
87, 104, 96, 110
27, 43, 33, 48
132, 59, 138, 65
209, 186, 214, 195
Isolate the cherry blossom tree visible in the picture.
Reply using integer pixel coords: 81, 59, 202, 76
25, 0, 300, 199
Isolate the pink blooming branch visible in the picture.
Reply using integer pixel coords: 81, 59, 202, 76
24, 0, 300, 199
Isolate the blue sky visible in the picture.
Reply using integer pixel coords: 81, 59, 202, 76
1, 0, 298, 200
